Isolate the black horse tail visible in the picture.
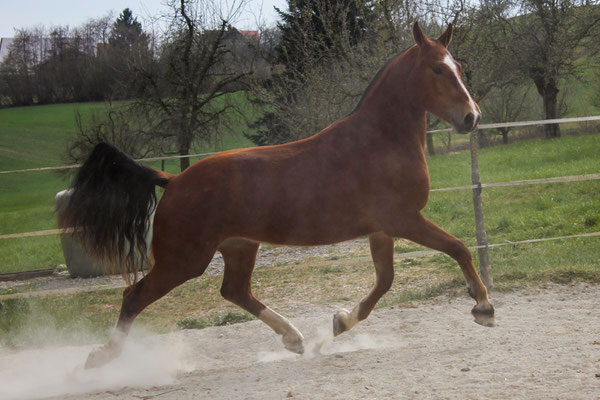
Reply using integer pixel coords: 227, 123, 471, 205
58, 142, 173, 284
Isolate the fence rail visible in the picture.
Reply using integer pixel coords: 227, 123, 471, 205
1, 115, 599, 282
1, 172, 598, 241
427, 115, 600, 133
1, 115, 599, 175
429, 173, 600, 192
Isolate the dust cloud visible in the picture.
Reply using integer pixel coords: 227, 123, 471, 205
0, 331, 194, 400
257, 324, 398, 363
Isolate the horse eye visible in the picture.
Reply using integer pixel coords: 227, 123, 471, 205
433, 66, 443, 75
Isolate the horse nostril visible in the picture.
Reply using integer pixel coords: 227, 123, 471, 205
464, 112, 474, 127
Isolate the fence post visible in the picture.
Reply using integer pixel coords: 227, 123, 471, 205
470, 130, 494, 289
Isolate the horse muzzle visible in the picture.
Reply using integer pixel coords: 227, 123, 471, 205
452, 111, 480, 134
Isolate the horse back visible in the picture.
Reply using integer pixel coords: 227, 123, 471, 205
156, 120, 430, 246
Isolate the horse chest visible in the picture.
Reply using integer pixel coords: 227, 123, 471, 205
367, 159, 430, 211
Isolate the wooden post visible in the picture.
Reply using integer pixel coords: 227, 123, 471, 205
470, 131, 494, 289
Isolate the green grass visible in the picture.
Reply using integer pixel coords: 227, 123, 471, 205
0, 103, 104, 171
0, 289, 120, 348
427, 134, 600, 188
0, 100, 255, 273
0, 103, 599, 275
420, 135, 600, 251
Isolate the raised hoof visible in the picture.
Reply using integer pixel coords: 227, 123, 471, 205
84, 344, 121, 369
282, 332, 305, 355
333, 309, 349, 337
472, 304, 496, 327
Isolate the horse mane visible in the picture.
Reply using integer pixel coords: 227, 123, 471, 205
351, 45, 413, 114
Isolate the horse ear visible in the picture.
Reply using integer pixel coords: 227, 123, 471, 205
412, 21, 428, 48
437, 24, 453, 48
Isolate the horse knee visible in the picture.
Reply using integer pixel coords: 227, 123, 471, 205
446, 239, 472, 264
220, 284, 235, 302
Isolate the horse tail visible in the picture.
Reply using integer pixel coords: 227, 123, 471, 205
58, 142, 174, 284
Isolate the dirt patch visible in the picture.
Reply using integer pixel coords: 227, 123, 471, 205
0, 239, 374, 299
2, 283, 599, 400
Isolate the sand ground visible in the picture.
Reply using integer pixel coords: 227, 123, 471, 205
2, 283, 599, 400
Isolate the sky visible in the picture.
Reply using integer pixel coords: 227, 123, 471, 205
0, 0, 287, 38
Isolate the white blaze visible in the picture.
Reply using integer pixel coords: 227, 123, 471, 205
443, 54, 479, 118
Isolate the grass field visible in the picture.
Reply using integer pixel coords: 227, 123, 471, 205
0, 101, 254, 273
0, 103, 599, 274
1, 103, 599, 273
0, 102, 599, 346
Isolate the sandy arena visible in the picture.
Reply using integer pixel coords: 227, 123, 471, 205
1, 283, 599, 399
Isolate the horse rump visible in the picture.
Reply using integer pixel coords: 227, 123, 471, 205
58, 142, 171, 284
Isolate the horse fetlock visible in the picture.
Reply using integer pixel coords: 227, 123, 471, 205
282, 329, 304, 354
471, 302, 496, 327
467, 285, 476, 300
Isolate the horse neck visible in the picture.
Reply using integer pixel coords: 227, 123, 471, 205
350, 48, 427, 149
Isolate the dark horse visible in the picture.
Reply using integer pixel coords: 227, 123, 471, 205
61, 22, 495, 368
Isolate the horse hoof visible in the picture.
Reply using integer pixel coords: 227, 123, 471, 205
282, 331, 304, 354
472, 304, 496, 327
84, 345, 121, 369
333, 309, 349, 337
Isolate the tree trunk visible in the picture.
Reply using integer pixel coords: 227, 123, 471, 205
179, 140, 191, 171
426, 132, 435, 155
534, 77, 561, 139
542, 86, 560, 138
499, 128, 509, 144
477, 130, 488, 148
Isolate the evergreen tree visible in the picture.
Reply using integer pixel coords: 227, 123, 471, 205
109, 8, 145, 50
107, 8, 150, 99
275, 0, 375, 78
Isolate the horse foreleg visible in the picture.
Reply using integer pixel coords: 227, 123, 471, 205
218, 238, 305, 354
85, 248, 216, 369
333, 232, 394, 336
395, 212, 495, 327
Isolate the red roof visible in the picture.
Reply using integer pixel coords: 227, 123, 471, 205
238, 30, 259, 41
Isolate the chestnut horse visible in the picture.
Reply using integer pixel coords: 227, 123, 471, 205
62, 22, 495, 369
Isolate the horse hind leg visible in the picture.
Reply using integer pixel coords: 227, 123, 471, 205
218, 238, 305, 354
85, 244, 217, 369
333, 231, 394, 336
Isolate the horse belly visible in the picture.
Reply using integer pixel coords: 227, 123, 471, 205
160, 152, 376, 246
222, 173, 374, 245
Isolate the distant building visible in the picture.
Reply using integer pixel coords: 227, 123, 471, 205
238, 30, 259, 42
0, 38, 14, 63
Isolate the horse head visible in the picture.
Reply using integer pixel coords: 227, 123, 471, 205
410, 22, 480, 133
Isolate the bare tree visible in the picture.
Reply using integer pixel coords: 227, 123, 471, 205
0, 28, 44, 106
478, 0, 600, 138
129, 0, 252, 170
67, 103, 157, 165
482, 84, 534, 144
